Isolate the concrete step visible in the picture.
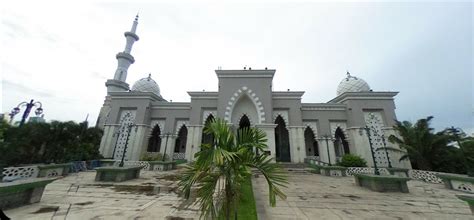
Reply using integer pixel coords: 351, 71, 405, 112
277, 163, 308, 169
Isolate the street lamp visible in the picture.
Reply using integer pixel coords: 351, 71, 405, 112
321, 134, 332, 166
118, 123, 137, 167
361, 126, 380, 175
9, 99, 43, 126
162, 132, 173, 162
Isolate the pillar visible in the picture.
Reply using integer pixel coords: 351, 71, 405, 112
255, 124, 277, 161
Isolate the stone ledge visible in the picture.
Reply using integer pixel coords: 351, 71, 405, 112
354, 174, 410, 193
0, 178, 56, 209
95, 166, 142, 182
320, 166, 347, 177
437, 173, 474, 193
386, 168, 409, 177
148, 161, 177, 171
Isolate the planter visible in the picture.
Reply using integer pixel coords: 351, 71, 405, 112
95, 166, 142, 182
354, 174, 410, 193
0, 178, 56, 209
37, 163, 72, 178
436, 173, 474, 194
99, 159, 117, 167
148, 161, 177, 171
456, 194, 474, 214
308, 164, 322, 174
386, 167, 410, 178
319, 166, 347, 177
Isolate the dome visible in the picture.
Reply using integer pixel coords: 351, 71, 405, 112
131, 74, 161, 96
336, 72, 371, 96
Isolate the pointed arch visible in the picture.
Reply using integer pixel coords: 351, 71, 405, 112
201, 114, 215, 146
304, 126, 319, 157
334, 127, 350, 157
275, 115, 291, 162
174, 125, 188, 153
224, 86, 266, 124
147, 124, 162, 152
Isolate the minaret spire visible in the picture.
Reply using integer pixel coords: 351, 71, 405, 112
105, 15, 140, 94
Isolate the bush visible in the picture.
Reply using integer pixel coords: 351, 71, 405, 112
141, 153, 168, 161
337, 154, 367, 167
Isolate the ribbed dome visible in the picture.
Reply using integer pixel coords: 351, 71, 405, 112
131, 74, 161, 97
336, 72, 371, 96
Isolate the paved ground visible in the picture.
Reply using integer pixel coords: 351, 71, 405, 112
253, 172, 473, 220
5, 170, 473, 219
5, 170, 200, 220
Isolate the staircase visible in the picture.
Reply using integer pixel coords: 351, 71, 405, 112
277, 163, 312, 174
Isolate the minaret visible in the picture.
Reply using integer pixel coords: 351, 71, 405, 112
105, 14, 140, 94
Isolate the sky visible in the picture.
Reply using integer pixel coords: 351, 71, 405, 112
1, 1, 473, 134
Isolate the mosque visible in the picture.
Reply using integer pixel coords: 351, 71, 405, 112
97, 16, 411, 169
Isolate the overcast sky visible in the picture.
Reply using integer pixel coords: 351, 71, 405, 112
1, 1, 473, 134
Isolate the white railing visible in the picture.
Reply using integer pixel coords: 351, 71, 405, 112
345, 167, 389, 176
114, 161, 151, 170
408, 169, 443, 184
2, 166, 39, 181
173, 152, 186, 160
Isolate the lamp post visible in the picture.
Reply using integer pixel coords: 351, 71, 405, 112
9, 99, 43, 126
362, 126, 380, 175
162, 133, 172, 162
118, 123, 137, 167
321, 134, 332, 166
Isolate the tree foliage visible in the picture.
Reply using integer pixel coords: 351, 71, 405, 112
389, 116, 473, 174
178, 118, 287, 220
0, 120, 103, 166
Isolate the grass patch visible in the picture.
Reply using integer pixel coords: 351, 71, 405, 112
218, 177, 258, 220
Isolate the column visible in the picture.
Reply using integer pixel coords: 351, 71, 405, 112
255, 124, 277, 161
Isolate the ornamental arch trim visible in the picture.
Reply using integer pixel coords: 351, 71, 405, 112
224, 86, 265, 124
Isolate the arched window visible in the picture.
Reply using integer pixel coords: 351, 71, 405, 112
274, 115, 291, 162
174, 125, 188, 153
201, 114, 215, 146
304, 127, 319, 156
147, 125, 161, 152
334, 127, 350, 157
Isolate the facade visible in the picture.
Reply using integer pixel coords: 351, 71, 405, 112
97, 16, 411, 169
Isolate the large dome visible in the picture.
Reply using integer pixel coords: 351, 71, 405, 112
131, 74, 161, 97
336, 72, 371, 96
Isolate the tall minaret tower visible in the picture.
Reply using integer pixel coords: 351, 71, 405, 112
105, 14, 140, 94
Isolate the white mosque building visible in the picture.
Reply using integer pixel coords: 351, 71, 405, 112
97, 16, 411, 169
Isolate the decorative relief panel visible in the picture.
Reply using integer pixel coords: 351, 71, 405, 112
202, 111, 217, 124
175, 120, 189, 134
330, 122, 348, 139
2, 166, 39, 180
113, 110, 136, 160
273, 110, 289, 126
303, 121, 318, 138
364, 111, 388, 168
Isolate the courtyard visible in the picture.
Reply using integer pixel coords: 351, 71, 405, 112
3, 169, 472, 219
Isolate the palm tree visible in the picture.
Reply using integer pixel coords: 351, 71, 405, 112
388, 116, 450, 170
179, 118, 287, 220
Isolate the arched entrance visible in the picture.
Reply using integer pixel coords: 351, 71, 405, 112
274, 115, 291, 162
304, 127, 319, 157
201, 114, 215, 146
174, 125, 187, 159
334, 127, 350, 157
239, 114, 251, 129
147, 125, 161, 152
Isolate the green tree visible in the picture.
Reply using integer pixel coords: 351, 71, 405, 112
179, 119, 287, 220
388, 116, 451, 170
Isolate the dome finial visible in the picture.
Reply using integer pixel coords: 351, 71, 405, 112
135, 12, 139, 21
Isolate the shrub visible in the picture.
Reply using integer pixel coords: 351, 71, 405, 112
141, 153, 168, 161
337, 154, 367, 167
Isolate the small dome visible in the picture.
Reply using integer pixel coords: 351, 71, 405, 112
336, 72, 371, 96
131, 74, 161, 96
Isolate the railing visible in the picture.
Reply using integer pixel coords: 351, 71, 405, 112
345, 167, 389, 176
408, 169, 443, 184
2, 165, 39, 181
173, 152, 186, 160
